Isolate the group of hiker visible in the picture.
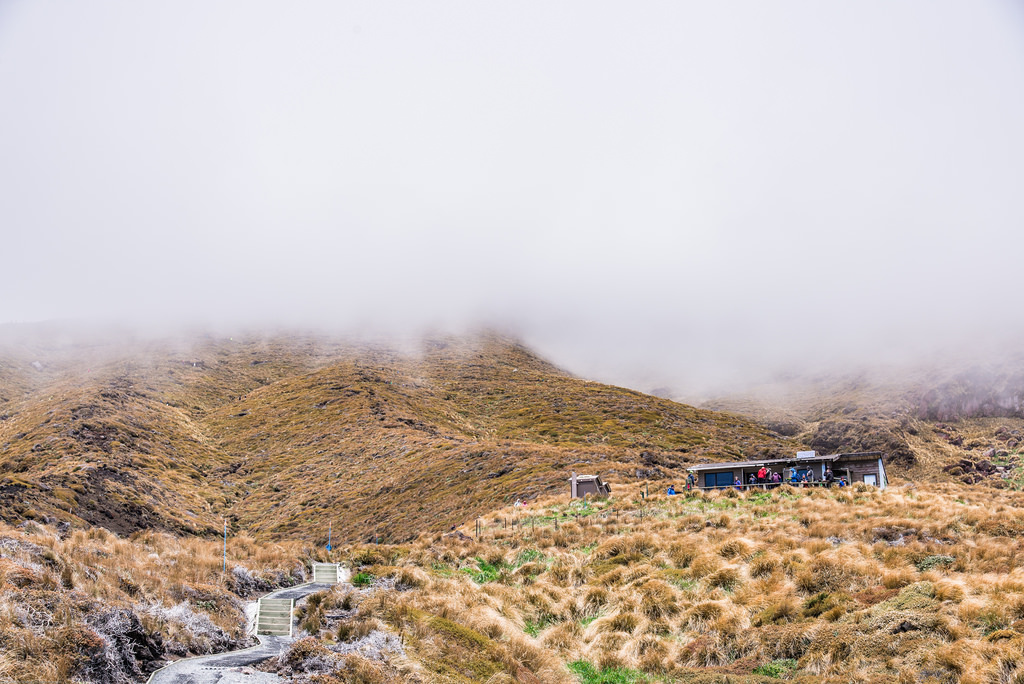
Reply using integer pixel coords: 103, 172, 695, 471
666, 466, 849, 495
778, 466, 848, 488
748, 465, 784, 487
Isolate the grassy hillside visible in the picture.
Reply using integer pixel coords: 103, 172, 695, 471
0, 328, 797, 543
280, 481, 1024, 684
205, 334, 797, 542
5, 479, 1024, 683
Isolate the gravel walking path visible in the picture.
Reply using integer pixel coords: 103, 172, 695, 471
147, 579, 347, 684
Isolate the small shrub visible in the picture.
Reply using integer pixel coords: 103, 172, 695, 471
350, 547, 386, 567
803, 592, 849, 618
285, 636, 331, 668
915, 555, 955, 572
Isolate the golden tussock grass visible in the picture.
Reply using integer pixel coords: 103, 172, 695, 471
312, 481, 1024, 682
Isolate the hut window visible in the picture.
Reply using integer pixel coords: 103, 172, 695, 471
704, 472, 733, 489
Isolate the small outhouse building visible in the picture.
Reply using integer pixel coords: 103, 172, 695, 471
570, 472, 611, 498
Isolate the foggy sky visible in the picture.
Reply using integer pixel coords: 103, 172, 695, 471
2, 1, 1024, 396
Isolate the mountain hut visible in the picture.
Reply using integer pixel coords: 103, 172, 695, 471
687, 451, 887, 490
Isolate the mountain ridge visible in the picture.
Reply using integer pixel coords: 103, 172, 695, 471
0, 329, 798, 542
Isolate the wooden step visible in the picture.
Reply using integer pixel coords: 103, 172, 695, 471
256, 597, 294, 637
312, 563, 340, 584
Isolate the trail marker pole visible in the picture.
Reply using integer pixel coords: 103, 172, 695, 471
326, 522, 332, 553
222, 520, 227, 574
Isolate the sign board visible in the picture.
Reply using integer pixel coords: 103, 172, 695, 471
796, 450, 818, 459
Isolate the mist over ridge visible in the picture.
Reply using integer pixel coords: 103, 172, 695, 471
3, 1, 1024, 400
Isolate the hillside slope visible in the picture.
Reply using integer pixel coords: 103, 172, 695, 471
269, 481, 1024, 683
0, 327, 797, 542
702, 360, 1024, 490
203, 335, 799, 542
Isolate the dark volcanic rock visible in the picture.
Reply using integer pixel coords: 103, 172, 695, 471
83, 608, 166, 681
808, 420, 916, 466
766, 420, 803, 437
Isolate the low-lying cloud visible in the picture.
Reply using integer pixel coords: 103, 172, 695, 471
2, 1, 1024, 396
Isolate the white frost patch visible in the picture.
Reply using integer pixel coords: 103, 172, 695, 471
245, 600, 259, 635
330, 630, 404, 662
142, 601, 236, 654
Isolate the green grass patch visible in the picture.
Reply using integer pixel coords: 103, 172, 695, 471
514, 548, 547, 566
567, 660, 649, 683
430, 562, 454, 577
524, 615, 556, 637
351, 571, 375, 587
753, 658, 798, 678
462, 557, 503, 584
661, 568, 696, 591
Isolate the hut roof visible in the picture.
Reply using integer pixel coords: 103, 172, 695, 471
686, 452, 882, 473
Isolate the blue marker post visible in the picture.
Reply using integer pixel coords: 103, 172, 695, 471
222, 520, 227, 574
326, 522, 332, 553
